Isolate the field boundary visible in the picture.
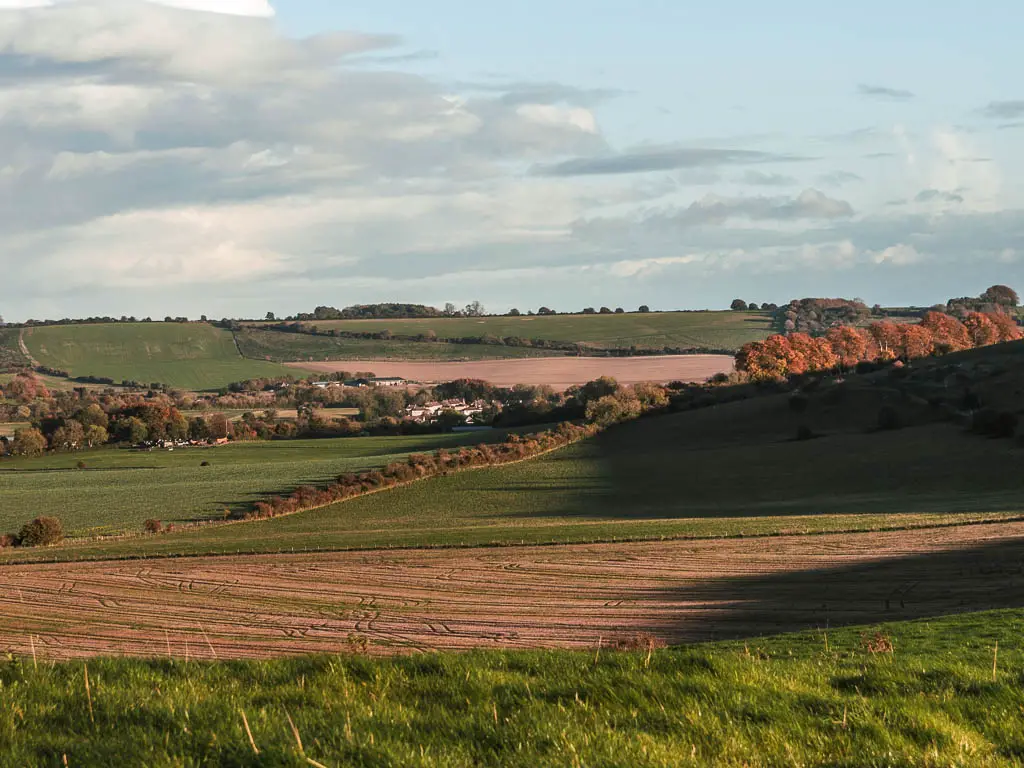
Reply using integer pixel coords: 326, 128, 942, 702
5, 512, 1023, 568
17, 329, 38, 367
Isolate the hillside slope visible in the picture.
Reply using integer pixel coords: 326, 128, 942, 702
9, 340, 1023, 562
23, 323, 296, 389
263, 310, 773, 352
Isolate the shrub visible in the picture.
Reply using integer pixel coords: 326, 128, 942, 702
0, 533, 17, 548
788, 393, 809, 413
200, 460, 211, 467
877, 405, 902, 431
76, 460, 87, 470
971, 409, 1018, 438
143, 519, 163, 534
795, 424, 815, 441
17, 517, 64, 547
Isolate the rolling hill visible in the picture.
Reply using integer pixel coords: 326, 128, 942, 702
8, 339, 1023, 562
21, 323, 296, 390
257, 310, 774, 353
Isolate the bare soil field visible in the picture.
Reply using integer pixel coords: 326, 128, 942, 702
291, 354, 735, 388
3, 522, 1024, 660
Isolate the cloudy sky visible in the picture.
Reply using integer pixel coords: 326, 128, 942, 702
0, 0, 1022, 321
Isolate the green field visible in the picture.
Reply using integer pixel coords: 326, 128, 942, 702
273, 310, 773, 352
3, 609, 1024, 765
0, 432, 517, 538
22, 323, 298, 390
0, 327, 29, 370
7, 359, 1023, 562
235, 327, 561, 362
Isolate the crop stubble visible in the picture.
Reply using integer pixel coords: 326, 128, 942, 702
292, 354, 734, 389
3, 522, 1023, 660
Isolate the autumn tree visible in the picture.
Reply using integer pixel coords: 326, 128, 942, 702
736, 335, 805, 381
868, 321, 904, 361
50, 420, 85, 450
631, 381, 670, 410
825, 326, 871, 368
986, 311, 1023, 343
919, 311, 971, 353
982, 284, 1019, 307
963, 312, 1000, 347
11, 427, 46, 456
787, 333, 839, 372
900, 324, 935, 359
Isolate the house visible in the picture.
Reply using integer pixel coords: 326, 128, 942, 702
346, 377, 408, 388
404, 399, 489, 424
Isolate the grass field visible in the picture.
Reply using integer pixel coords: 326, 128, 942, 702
2, 608, 1024, 765
6, 357, 1023, 562
22, 323, 297, 390
273, 310, 773, 352
0, 432, 517, 538
0, 326, 29, 370
236, 327, 562, 362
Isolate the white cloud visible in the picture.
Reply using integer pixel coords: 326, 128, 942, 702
871, 244, 924, 265
0, 0, 274, 15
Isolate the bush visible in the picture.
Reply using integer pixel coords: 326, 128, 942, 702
788, 393, 809, 413
0, 533, 17, 548
795, 424, 815, 441
76, 460, 87, 470
17, 517, 64, 547
143, 519, 163, 534
877, 405, 902, 431
200, 460, 211, 467
971, 409, 1018, 439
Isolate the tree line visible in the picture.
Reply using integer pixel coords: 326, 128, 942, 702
736, 310, 1021, 381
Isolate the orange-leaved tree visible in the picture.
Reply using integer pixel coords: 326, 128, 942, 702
787, 333, 839, 372
962, 312, 1000, 347
825, 326, 872, 368
986, 311, 1023, 343
736, 335, 806, 381
900, 324, 935, 359
919, 311, 971, 353
867, 321, 904, 361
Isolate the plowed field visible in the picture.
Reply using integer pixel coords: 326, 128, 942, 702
292, 354, 734, 388
3, 522, 1024, 660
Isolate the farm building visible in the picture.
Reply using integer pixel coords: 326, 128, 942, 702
346, 377, 408, 388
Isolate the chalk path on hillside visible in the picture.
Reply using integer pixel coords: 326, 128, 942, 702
290, 354, 734, 389
3, 522, 1024, 660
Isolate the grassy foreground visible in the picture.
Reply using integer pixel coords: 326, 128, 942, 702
2, 609, 1023, 766
22, 323, 296, 390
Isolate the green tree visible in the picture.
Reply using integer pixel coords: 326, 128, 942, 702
85, 425, 109, 447
125, 417, 149, 444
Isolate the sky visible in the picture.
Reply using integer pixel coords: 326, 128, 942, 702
0, 0, 1022, 321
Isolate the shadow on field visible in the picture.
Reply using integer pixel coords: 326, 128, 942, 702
473, 413, 1024, 523
641, 535, 1024, 644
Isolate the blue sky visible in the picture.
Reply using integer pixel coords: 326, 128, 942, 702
0, 0, 1021, 320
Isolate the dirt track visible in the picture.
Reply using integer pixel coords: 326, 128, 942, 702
3, 522, 1024, 660
290, 355, 734, 389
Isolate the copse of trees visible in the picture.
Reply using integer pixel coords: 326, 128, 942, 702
737, 310, 1022, 382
